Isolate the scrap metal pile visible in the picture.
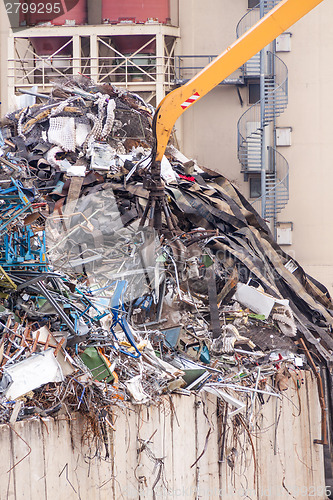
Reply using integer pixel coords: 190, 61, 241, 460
0, 78, 332, 439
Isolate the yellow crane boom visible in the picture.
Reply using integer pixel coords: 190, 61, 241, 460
141, 0, 324, 230
153, 0, 324, 162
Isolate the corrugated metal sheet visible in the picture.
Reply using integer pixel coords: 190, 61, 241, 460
0, 371, 326, 499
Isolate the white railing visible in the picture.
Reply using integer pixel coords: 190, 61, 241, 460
9, 54, 176, 90
174, 55, 243, 83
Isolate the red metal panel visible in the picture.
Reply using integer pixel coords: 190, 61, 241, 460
29, 37, 71, 56
115, 35, 156, 55
102, 0, 170, 24
21, 0, 87, 27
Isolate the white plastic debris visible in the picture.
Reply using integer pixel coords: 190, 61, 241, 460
58, 158, 73, 172
14, 86, 37, 109
48, 117, 76, 152
161, 155, 177, 184
125, 375, 150, 404
31, 326, 75, 377
46, 146, 68, 169
233, 283, 289, 319
293, 356, 304, 367
66, 163, 87, 177
204, 386, 246, 417
3, 349, 64, 401
167, 145, 191, 164
90, 142, 115, 170
75, 123, 91, 147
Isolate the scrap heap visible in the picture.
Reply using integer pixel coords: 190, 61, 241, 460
0, 78, 332, 448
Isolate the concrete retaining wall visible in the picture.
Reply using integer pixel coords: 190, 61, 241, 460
0, 370, 326, 499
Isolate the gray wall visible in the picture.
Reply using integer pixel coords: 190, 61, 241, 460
0, 371, 326, 500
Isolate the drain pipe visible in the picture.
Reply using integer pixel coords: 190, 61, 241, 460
272, 40, 278, 240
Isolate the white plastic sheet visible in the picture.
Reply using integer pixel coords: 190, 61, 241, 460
4, 349, 64, 401
233, 283, 289, 319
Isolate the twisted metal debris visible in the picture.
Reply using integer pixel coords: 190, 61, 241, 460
0, 77, 332, 456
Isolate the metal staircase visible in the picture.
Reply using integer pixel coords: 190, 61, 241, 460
237, 51, 288, 173
260, 147, 289, 218
236, 0, 290, 221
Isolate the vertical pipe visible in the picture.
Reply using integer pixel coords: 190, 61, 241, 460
272, 40, 278, 239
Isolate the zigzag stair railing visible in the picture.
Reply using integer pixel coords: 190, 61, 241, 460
251, 146, 289, 218
236, 0, 289, 220
236, 52, 288, 173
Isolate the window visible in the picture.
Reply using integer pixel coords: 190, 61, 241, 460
249, 177, 261, 198
248, 83, 260, 104
248, 0, 259, 8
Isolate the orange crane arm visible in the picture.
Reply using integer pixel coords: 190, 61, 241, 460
153, 0, 324, 162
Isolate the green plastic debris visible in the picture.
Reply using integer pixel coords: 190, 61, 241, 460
80, 347, 114, 382
248, 313, 266, 321
182, 369, 207, 389
202, 254, 214, 268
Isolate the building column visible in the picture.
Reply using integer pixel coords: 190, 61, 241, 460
155, 31, 164, 105
7, 33, 15, 113
90, 34, 98, 83
72, 35, 81, 79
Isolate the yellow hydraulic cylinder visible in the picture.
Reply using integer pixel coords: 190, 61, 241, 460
153, 0, 325, 162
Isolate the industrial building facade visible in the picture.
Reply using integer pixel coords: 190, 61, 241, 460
0, 0, 332, 293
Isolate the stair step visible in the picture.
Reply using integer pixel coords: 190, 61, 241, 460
266, 198, 289, 202
266, 197, 289, 202
237, 47, 289, 197
266, 197, 289, 201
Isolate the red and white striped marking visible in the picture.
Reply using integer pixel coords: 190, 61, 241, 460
181, 91, 200, 109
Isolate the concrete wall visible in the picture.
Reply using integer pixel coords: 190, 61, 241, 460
274, 2, 333, 294
0, 371, 326, 499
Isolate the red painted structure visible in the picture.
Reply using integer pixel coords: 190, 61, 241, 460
102, 0, 170, 25
29, 37, 71, 56
115, 35, 156, 56
21, 0, 87, 27
22, 0, 87, 56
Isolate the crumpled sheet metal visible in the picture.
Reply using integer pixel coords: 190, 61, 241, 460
0, 77, 331, 444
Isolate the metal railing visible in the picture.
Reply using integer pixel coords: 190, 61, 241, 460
9, 53, 176, 91
237, 51, 288, 173
174, 55, 244, 84
251, 146, 289, 219
236, 0, 280, 35
263, 51, 288, 126
236, 0, 280, 78
236, 0, 289, 223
